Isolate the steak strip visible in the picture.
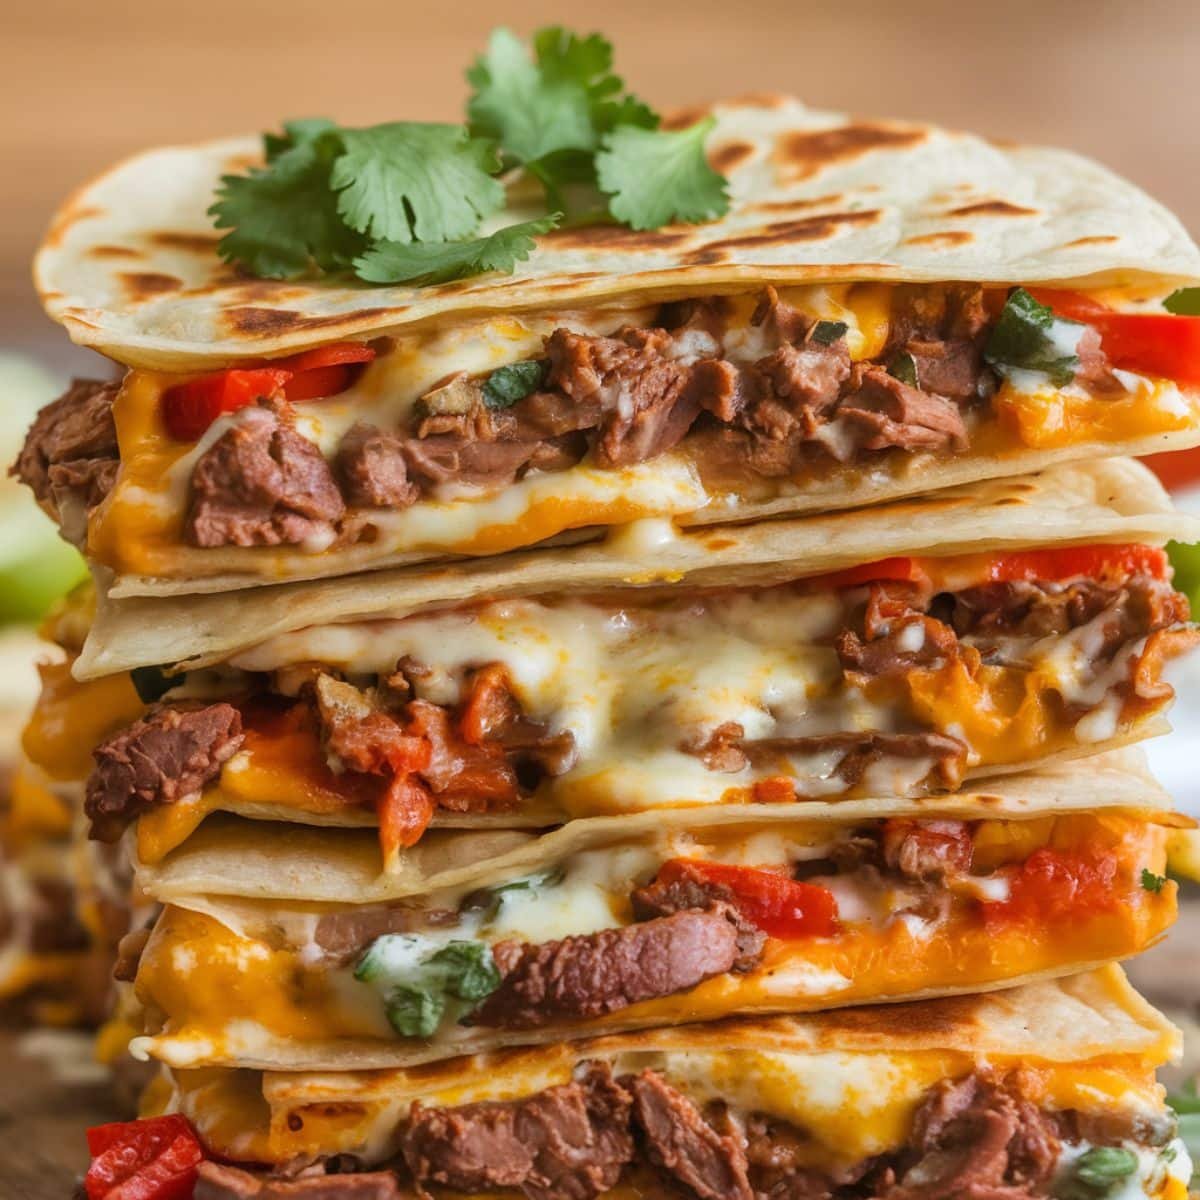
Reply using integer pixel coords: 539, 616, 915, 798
466, 907, 762, 1030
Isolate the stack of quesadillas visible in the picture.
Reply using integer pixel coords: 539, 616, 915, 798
14, 94, 1200, 1199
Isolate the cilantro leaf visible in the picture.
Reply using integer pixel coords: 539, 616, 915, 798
483, 360, 547, 409
353, 215, 559, 285
1165, 287, 1200, 316
385, 986, 445, 1038
467, 28, 596, 166
1141, 868, 1167, 892
811, 320, 848, 347
210, 130, 366, 278
331, 123, 504, 244
263, 117, 338, 163
888, 350, 920, 387
596, 118, 730, 231
983, 288, 1084, 387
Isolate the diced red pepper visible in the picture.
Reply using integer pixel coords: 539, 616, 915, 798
1140, 446, 1200, 492
161, 367, 290, 441
804, 556, 924, 592
656, 858, 839, 939
981, 847, 1120, 926
1028, 288, 1200, 387
981, 543, 1168, 585
160, 341, 376, 441
84, 1115, 203, 1200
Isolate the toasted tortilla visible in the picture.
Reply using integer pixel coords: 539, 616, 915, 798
36, 98, 1200, 370
137, 748, 1182, 905
77, 457, 1200, 679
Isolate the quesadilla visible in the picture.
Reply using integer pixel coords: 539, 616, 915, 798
151, 968, 1193, 1200
40, 461, 1200, 865
122, 757, 1183, 1070
22, 98, 1200, 598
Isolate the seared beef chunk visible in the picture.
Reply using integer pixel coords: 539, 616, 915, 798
335, 423, 419, 509
85, 702, 244, 841
836, 365, 968, 453
629, 863, 765, 972
187, 401, 345, 548
878, 1073, 1061, 1200
467, 907, 762, 1029
401, 1063, 633, 1200
627, 1071, 752, 1200
952, 575, 1189, 646
195, 1163, 407, 1199
881, 819, 972, 883
733, 730, 968, 791
11, 378, 120, 524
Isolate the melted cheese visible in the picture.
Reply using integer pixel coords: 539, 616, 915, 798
21, 659, 145, 782
133, 816, 1173, 1069
995, 373, 1200, 449
170, 1054, 1168, 1185
217, 585, 1179, 830
81, 283, 916, 578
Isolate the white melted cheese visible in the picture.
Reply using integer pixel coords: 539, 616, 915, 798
231, 589, 888, 813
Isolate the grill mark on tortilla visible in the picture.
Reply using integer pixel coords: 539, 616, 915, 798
775, 124, 926, 179
148, 231, 224, 253
947, 200, 1039, 218
88, 244, 143, 260
542, 224, 693, 252
700, 209, 882, 252
120, 271, 184, 300
43, 205, 105, 248
905, 231, 975, 248
709, 140, 756, 173
749, 194, 845, 214
1067, 235, 1121, 247
223, 304, 400, 336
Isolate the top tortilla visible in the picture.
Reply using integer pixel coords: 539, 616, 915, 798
35, 96, 1200, 370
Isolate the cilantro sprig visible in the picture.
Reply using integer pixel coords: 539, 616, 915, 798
211, 26, 731, 286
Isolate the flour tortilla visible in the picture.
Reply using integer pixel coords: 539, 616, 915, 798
138, 748, 1180, 906
260, 965, 1177, 1104
77, 457, 1200, 678
36, 97, 1200, 370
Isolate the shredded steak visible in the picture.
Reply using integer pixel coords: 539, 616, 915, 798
85, 702, 244, 841
837, 365, 969, 453
881, 819, 973, 883
187, 402, 345, 547
11, 378, 120, 522
401, 1063, 633, 1200
627, 1071, 752, 1200
335, 422, 419, 509
467, 908, 760, 1029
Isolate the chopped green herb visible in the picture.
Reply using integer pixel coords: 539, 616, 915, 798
984, 288, 1084, 387
352, 216, 560, 286
1165, 287, 1200, 316
888, 350, 920, 387
214, 28, 728, 286
210, 127, 366, 279
463, 867, 566, 921
1056, 1146, 1140, 1199
596, 118, 730, 231
1141, 868, 1167, 893
811, 320, 848, 346
482, 361, 547, 409
129, 665, 181, 705
354, 935, 501, 1038
331, 123, 504, 244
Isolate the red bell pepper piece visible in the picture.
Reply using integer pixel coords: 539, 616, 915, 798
981, 847, 1120, 927
981, 543, 1168, 585
160, 341, 376, 441
804, 556, 923, 592
656, 858, 839, 939
84, 1114, 204, 1200
1029, 288, 1200, 387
